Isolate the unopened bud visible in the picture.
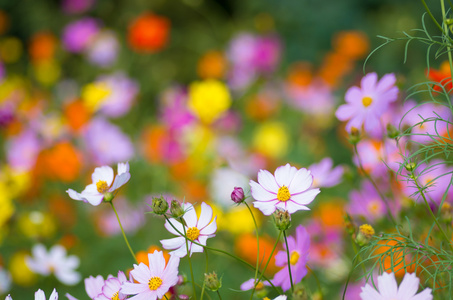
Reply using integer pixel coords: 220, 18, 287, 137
386, 124, 400, 139
152, 196, 169, 215
204, 272, 221, 292
170, 200, 185, 218
405, 162, 416, 172
344, 214, 356, 236
348, 127, 361, 145
231, 187, 245, 204
177, 274, 187, 285
273, 209, 291, 231
355, 224, 375, 246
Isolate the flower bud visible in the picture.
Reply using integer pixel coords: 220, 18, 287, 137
405, 162, 416, 172
344, 214, 356, 236
355, 224, 375, 246
273, 209, 291, 231
231, 187, 245, 204
170, 200, 185, 218
386, 124, 400, 139
204, 272, 221, 292
151, 196, 169, 215
348, 127, 361, 145
177, 274, 187, 285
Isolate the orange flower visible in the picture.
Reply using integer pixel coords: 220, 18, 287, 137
64, 99, 92, 132
128, 12, 170, 53
333, 31, 369, 60
315, 200, 345, 229
286, 62, 313, 87
235, 233, 280, 274
197, 50, 227, 79
36, 142, 82, 182
373, 238, 417, 277
29, 32, 57, 62
136, 245, 170, 265
427, 61, 452, 93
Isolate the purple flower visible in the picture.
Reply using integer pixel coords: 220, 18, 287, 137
83, 118, 134, 165
253, 35, 281, 73
346, 181, 387, 222
272, 225, 310, 292
309, 157, 344, 188
7, 129, 41, 172
286, 79, 336, 116
336, 72, 399, 137
159, 86, 195, 132
99, 271, 130, 300
96, 72, 139, 117
62, 18, 100, 53
86, 30, 119, 67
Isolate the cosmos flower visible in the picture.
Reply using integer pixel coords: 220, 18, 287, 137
66, 162, 131, 206
335, 72, 398, 138
7, 289, 58, 300
62, 18, 100, 53
272, 225, 310, 292
160, 202, 217, 257
250, 163, 320, 215
86, 30, 120, 68
309, 157, 344, 188
84, 274, 106, 299
346, 181, 387, 222
120, 251, 180, 300
360, 272, 433, 300
98, 271, 130, 300
26, 244, 81, 285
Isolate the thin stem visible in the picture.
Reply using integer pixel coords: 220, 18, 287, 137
200, 250, 209, 300
181, 217, 197, 300
164, 215, 279, 293
353, 144, 396, 224
164, 295, 169, 300
283, 230, 294, 293
110, 202, 138, 264
422, 0, 444, 32
245, 202, 260, 300
351, 238, 367, 274
411, 171, 453, 251
440, 0, 453, 90
307, 265, 322, 300
216, 291, 222, 300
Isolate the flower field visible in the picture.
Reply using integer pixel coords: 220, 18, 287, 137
1, 0, 452, 299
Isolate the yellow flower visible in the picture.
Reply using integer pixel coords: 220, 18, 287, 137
219, 205, 262, 235
188, 79, 231, 124
9, 251, 37, 286
0, 182, 14, 229
252, 121, 289, 159
0, 37, 22, 63
32, 59, 61, 86
81, 82, 111, 112
18, 211, 56, 239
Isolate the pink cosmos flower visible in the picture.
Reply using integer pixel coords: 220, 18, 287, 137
98, 271, 130, 300
120, 251, 180, 300
7, 289, 58, 300
309, 157, 344, 188
66, 162, 130, 206
272, 225, 310, 292
346, 181, 387, 222
160, 202, 217, 257
239, 278, 271, 291
360, 272, 433, 300
250, 163, 320, 215
26, 244, 80, 285
336, 72, 398, 137
84, 274, 107, 299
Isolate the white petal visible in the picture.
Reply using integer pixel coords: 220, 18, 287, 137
397, 273, 419, 299
285, 200, 310, 214
92, 166, 114, 186
274, 164, 298, 187
257, 169, 280, 192
83, 194, 104, 206
253, 200, 279, 215
169, 243, 189, 258
411, 288, 433, 300
56, 270, 81, 285
164, 219, 185, 236
120, 282, 150, 295
197, 202, 213, 229
360, 284, 383, 300
34, 290, 46, 300
182, 204, 198, 227
66, 189, 84, 201
160, 237, 185, 251
148, 251, 166, 274
117, 162, 130, 175
65, 293, 78, 300
290, 189, 320, 206
49, 289, 58, 300
377, 273, 398, 298
288, 168, 313, 194
200, 217, 217, 236
250, 181, 277, 201
109, 173, 131, 192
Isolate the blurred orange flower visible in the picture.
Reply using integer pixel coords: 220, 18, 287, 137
128, 12, 170, 53
136, 245, 170, 265
35, 142, 82, 182
333, 30, 369, 60
64, 99, 92, 132
29, 32, 57, 62
235, 233, 280, 274
197, 50, 227, 79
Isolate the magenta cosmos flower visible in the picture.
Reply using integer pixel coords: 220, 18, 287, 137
272, 225, 310, 292
120, 251, 180, 300
335, 72, 398, 137
360, 272, 432, 300
160, 202, 217, 257
250, 163, 320, 215
66, 162, 131, 206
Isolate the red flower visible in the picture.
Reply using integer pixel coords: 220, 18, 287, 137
128, 12, 170, 53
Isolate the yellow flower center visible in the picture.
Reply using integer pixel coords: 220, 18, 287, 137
362, 96, 373, 107
96, 180, 109, 193
111, 292, 120, 300
187, 227, 200, 240
367, 200, 381, 215
148, 276, 163, 291
359, 224, 375, 237
277, 186, 291, 202
263, 298, 271, 300
290, 250, 300, 265
256, 281, 264, 290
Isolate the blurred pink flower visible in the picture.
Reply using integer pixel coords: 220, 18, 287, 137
309, 157, 344, 188
346, 181, 388, 222
87, 31, 120, 68
336, 72, 398, 137
62, 18, 100, 53
7, 129, 41, 172
161, 203, 217, 257
250, 163, 320, 215
97, 197, 145, 235
286, 79, 336, 116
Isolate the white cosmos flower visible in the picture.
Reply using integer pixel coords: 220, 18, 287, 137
66, 162, 131, 206
250, 163, 320, 215
6, 289, 58, 300
160, 202, 217, 257
360, 272, 433, 300
26, 244, 81, 286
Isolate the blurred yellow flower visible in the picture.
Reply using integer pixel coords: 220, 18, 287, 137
0, 166, 31, 198
9, 251, 37, 286
0, 185, 14, 235
188, 79, 231, 124
33, 59, 61, 86
81, 82, 111, 112
0, 37, 22, 63
218, 205, 262, 235
18, 211, 57, 239
252, 121, 289, 159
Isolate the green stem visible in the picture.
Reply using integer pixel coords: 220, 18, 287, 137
351, 238, 367, 274
163, 215, 279, 293
411, 171, 453, 251
110, 202, 138, 264
283, 230, 294, 293
216, 290, 222, 300
422, 0, 444, 32
200, 251, 209, 300
181, 217, 197, 300
245, 202, 260, 300
353, 144, 396, 224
